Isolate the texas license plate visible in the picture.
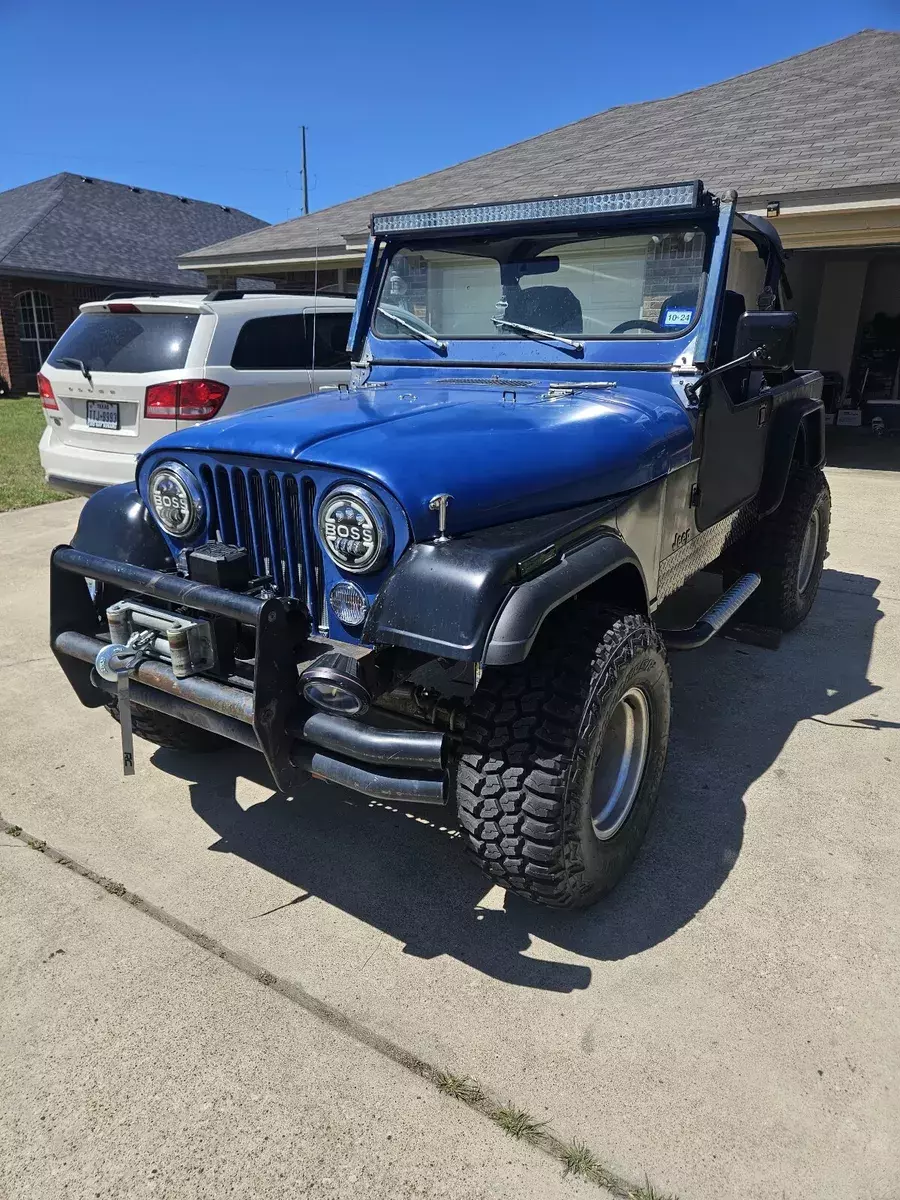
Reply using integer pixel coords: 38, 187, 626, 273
86, 400, 119, 430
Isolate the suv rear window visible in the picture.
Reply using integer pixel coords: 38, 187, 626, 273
230, 312, 352, 371
48, 312, 198, 373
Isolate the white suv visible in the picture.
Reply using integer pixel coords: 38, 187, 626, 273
38, 291, 356, 494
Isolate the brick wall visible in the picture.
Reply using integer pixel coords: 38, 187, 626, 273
0, 276, 108, 394
642, 233, 706, 322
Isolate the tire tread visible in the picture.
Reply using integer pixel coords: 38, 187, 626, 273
456, 605, 669, 908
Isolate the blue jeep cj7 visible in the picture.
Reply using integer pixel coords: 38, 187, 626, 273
51, 180, 829, 909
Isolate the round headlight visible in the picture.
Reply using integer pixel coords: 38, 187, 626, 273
318, 485, 390, 574
329, 581, 370, 627
147, 462, 204, 538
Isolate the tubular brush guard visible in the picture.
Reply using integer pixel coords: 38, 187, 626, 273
49, 546, 447, 801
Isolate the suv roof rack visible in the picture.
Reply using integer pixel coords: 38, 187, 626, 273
203, 288, 358, 302
103, 290, 163, 300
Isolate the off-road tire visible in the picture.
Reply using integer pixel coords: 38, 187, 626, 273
455, 604, 671, 908
105, 696, 223, 752
727, 467, 831, 631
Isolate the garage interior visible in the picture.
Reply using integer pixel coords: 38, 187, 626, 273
786, 244, 900, 468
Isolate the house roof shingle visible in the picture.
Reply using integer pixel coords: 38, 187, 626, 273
0, 173, 267, 287
180, 29, 900, 268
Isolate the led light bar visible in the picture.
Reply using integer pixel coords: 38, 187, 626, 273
372, 181, 702, 234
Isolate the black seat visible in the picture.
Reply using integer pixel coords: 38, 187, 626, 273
504, 285, 583, 335
717, 290, 746, 360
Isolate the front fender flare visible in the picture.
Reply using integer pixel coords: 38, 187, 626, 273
484, 536, 645, 665
363, 497, 645, 665
71, 483, 173, 568
52, 485, 173, 708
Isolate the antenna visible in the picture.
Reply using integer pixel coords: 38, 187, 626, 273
300, 125, 310, 216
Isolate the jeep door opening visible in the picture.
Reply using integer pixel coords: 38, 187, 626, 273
51, 180, 829, 908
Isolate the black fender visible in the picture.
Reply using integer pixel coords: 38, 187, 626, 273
364, 497, 646, 664
756, 377, 825, 517
483, 535, 645, 665
71, 483, 173, 568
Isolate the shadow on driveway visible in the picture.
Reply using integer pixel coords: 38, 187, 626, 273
153, 568, 882, 994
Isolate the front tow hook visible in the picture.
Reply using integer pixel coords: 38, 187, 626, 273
94, 631, 156, 776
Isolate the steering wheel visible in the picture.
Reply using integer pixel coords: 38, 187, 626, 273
609, 319, 662, 335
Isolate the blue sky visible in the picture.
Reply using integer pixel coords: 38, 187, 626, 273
2, 0, 899, 226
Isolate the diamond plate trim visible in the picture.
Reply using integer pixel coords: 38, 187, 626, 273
657, 503, 758, 601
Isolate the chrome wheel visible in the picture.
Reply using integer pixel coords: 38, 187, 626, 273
797, 508, 821, 595
590, 686, 650, 840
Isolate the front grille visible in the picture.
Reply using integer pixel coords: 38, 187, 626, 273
198, 464, 323, 616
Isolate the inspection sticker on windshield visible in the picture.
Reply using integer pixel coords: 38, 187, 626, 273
663, 308, 694, 328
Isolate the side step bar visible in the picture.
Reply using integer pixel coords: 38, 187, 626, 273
660, 572, 761, 651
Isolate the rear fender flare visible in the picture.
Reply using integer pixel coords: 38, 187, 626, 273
756, 396, 825, 516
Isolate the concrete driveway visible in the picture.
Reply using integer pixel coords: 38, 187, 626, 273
1, 465, 898, 1200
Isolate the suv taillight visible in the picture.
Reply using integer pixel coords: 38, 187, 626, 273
37, 373, 58, 409
144, 379, 229, 420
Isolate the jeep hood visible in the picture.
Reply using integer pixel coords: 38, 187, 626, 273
150, 380, 693, 536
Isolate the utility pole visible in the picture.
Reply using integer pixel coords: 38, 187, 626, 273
300, 125, 309, 216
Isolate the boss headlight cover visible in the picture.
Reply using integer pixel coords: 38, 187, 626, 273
147, 462, 204, 538
318, 485, 390, 574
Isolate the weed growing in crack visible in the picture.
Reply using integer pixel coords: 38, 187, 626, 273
560, 1140, 625, 1192
562, 1141, 601, 1178
493, 1104, 547, 1141
434, 1071, 484, 1104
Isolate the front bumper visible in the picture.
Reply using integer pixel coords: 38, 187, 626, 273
50, 546, 447, 803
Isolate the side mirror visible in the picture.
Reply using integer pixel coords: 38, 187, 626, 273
734, 310, 798, 371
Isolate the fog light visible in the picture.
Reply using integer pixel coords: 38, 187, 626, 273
300, 651, 371, 716
329, 581, 369, 627
302, 679, 365, 715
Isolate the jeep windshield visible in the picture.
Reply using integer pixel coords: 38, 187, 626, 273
372, 226, 708, 344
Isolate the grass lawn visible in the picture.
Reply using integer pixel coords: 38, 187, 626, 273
0, 397, 73, 511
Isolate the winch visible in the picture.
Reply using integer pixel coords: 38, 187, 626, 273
94, 600, 218, 775
106, 599, 216, 679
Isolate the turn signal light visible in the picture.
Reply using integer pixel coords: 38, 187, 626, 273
37, 373, 58, 409
145, 379, 229, 420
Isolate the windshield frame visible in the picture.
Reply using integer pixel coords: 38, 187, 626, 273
357, 201, 735, 371
371, 220, 712, 347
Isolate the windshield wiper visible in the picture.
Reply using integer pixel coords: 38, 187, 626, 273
377, 305, 446, 352
55, 356, 92, 384
491, 317, 583, 352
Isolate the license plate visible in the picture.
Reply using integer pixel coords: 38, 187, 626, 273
86, 400, 119, 430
